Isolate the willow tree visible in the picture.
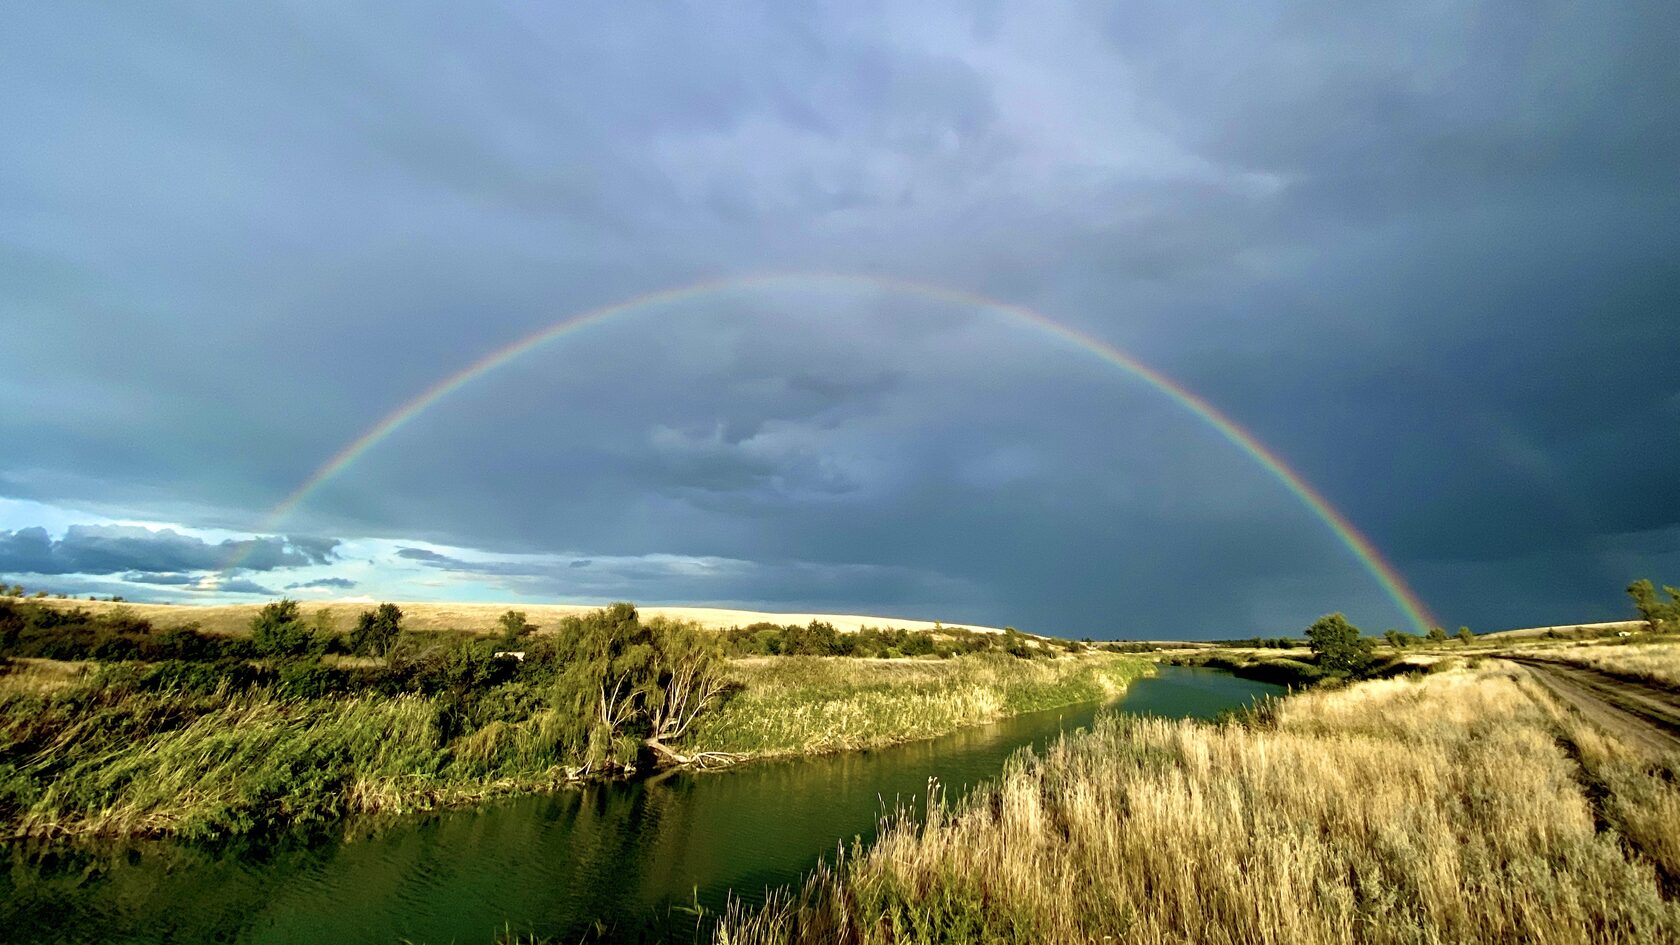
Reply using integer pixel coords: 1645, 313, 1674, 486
549, 603, 732, 774
643, 617, 730, 765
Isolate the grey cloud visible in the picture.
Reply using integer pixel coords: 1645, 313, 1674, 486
0, 524, 338, 576
287, 577, 358, 590
217, 579, 278, 596
122, 572, 200, 587
1, 2, 1676, 635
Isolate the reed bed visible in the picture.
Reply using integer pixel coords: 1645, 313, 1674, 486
689, 653, 1149, 758
717, 663, 1680, 945
0, 679, 584, 841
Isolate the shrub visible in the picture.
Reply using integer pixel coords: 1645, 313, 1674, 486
250, 599, 315, 658
348, 603, 403, 658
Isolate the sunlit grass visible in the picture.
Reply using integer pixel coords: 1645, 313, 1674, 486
1523, 640, 1680, 688
718, 663, 1680, 944
689, 653, 1150, 757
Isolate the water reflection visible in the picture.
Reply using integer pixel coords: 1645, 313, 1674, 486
1, 666, 1280, 944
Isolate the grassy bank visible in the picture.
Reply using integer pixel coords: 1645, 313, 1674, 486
689, 653, 1150, 758
717, 662, 1680, 944
0, 598, 1144, 844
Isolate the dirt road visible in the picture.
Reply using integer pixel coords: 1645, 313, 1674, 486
1509, 657, 1680, 756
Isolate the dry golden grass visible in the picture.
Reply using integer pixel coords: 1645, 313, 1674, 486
0, 657, 93, 696
719, 663, 1680, 944
1526, 641, 1680, 689
20, 597, 1003, 637
1479, 620, 1643, 641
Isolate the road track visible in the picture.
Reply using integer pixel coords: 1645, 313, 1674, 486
1507, 656, 1680, 757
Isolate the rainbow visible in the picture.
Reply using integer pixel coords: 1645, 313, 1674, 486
227, 273, 1438, 632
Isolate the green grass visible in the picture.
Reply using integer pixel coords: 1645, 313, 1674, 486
0, 668, 584, 842
0, 651, 1148, 843
689, 652, 1150, 757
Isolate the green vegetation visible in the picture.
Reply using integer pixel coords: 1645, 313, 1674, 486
689, 653, 1149, 758
1628, 578, 1680, 633
349, 602, 404, 659
1304, 611, 1375, 675
0, 598, 1137, 844
717, 663, 1680, 945
717, 620, 1063, 659
0, 600, 724, 841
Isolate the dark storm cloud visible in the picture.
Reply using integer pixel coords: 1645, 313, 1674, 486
217, 579, 279, 596
1, 1, 1676, 634
122, 572, 199, 587
0, 525, 337, 576
287, 577, 358, 590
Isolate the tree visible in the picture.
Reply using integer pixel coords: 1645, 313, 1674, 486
1629, 580, 1662, 632
349, 603, 403, 658
1383, 629, 1410, 649
1305, 613, 1374, 676
1457, 626, 1474, 645
497, 610, 532, 643
7, 585, 22, 598
553, 603, 659, 774
1627, 579, 1680, 633
643, 618, 730, 764
1427, 626, 1448, 644
250, 598, 315, 657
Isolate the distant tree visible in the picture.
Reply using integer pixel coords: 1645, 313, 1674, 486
1306, 613, 1374, 675
1427, 626, 1449, 644
8, 585, 23, 597
349, 603, 403, 658
32, 590, 47, 599
1629, 580, 1661, 632
1002, 627, 1033, 658
497, 610, 532, 643
1457, 626, 1475, 645
1383, 629, 1410, 649
250, 598, 315, 657
1626, 579, 1680, 633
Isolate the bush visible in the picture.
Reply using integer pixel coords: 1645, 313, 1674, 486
250, 599, 316, 658
348, 603, 403, 658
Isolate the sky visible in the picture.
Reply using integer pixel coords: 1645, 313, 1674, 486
1, 1, 1676, 639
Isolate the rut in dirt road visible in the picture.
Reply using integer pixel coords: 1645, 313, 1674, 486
1508, 657, 1680, 757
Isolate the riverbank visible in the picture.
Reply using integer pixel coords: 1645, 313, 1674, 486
0, 623, 1146, 845
691, 653, 1150, 758
717, 661, 1680, 944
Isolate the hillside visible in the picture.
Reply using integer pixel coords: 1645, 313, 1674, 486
16, 596, 1006, 637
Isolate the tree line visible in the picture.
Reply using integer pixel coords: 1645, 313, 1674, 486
717, 620, 1074, 659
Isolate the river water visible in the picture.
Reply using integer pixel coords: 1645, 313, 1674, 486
1, 665, 1280, 944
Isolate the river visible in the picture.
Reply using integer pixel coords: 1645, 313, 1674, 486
1, 665, 1280, 944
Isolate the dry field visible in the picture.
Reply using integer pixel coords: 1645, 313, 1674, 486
1515, 641, 1680, 689
16, 597, 1002, 637
718, 661, 1680, 944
